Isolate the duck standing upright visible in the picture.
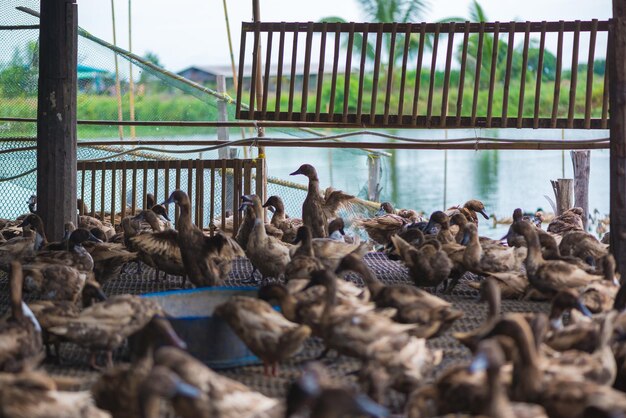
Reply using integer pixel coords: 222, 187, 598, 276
163, 190, 243, 287
290, 164, 328, 238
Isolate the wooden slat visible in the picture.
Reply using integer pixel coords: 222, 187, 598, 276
90, 167, 96, 217
231, 160, 239, 236
249, 22, 260, 115
342, 22, 356, 123
314, 22, 328, 122
79, 163, 86, 215
163, 160, 170, 204
235, 29, 246, 119
471, 22, 486, 125
370, 24, 384, 121
187, 160, 193, 214
243, 20, 609, 34
110, 162, 116, 225
175, 160, 181, 222
356, 23, 369, 124
99, 167, 106, 221
456, 22, 470, 126
411, 22, 427, 125
486, 22, 500, 127
131, 164, 137, 215
602, 43, 610, 129
383, 22, 398, 125
120, 161, 127, 218
584, 19, 598, 128
551, 20, 565, 127
397, 23, 412, 119
255, 158, 264, 198
153, 164, 159, 203
221, 159, 227, 232
209, 161, 215, 236
567, 20, 581, 128
426, 23, 441, 126
287, 30, 299, 120
533, 21, 547, 128
261, 30, 273, 119
244, 161, 252, 195
517, 21, 531, 128
501, 22, 515, 128
195, 160, 202, 225
440, 22, 455, 127
328, 26, 341, 118
300, 22, 314, 120
141, 161, 148, 209
274, 23, 286, 119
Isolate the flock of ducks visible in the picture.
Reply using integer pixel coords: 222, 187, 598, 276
0, 162, 624, 417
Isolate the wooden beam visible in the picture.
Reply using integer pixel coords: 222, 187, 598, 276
37, 0, 78, 240
610, 3, 626, 277
571, 150, 590, 229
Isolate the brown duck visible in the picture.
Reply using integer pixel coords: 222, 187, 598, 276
336, 253, 462, 338
0, 261, 44, 372
263, 195, 303, 243
164, 190, 244, 286
290, 164, 354, 238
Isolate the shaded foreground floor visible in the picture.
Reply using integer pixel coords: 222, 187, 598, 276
0, 253, 549, 416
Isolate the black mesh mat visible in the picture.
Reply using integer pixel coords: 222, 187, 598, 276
0, 252, 550, 415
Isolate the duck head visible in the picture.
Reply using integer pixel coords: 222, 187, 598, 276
150, 204, 170, 222
328, 218, 345, 237
163, 190, 190, 209
425, 211, 450, 233
449, 213, 468, 227
239, 195, 263, 218
68, 228, 102, 249
376, 202, 394, 217
460, 222, 478, 246
262, 195, 284, 213
290, 164, 318, 179
464, 200, 489, 219
90, 228, 107, 242
139, 366, 202, 418
548, 289, 592, 329
293, 225, 313, 245
19, 214, 47, 249
82, 279, 107, 307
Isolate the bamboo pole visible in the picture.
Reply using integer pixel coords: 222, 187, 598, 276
252, 0, 267, 206
110, 0, 124, 140
128, 0, 135, 139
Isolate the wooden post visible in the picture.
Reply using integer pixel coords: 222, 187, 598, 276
610, 1, 626, 277
367, 154, 381, 201
217, 74, 235, 211
571, 150, 590, 229
37, 0, 78, 240
252, 0, 267, 208
550, 178, 573, 216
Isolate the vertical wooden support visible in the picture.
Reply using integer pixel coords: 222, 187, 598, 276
610, 2, 626, 277
356, 23, 369, 124
217, 75, 232, 159
367, 154, 381, 201
551, 179, 573, 216
571, 150, 590, 229
37, 0, 78, 240
252, 0, 266, 208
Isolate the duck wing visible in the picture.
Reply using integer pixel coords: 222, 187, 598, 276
130, 229, 182, 264
322, 188, 355, 220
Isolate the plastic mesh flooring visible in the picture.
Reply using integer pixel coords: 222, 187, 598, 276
0, 252, 550, 415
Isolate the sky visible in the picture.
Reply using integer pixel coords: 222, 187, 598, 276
76, 0, 613, 72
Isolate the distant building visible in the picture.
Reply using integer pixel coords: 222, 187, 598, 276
177, 62, 352, 93
77, 64, 113, 94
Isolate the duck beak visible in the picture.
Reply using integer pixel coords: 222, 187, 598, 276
92, 286, 107, 302
576, 300, 593, 318
479, 209, 489, 220
290, 168, 303, 176
375, 208, 386, 217
424, 219, 435, 234
161, 212, 171, 222
352, 393, 389, 417
161, 195, 175, 206
469, 351, 489, 374
88, 233, 103, 243
174, 381, 202, 399
339, 228, 346, 235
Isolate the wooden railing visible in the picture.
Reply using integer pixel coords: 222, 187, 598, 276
76, 158, 264, 233
236, 20, 609, 129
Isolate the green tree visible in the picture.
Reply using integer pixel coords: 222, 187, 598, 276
0, 41, 39, 98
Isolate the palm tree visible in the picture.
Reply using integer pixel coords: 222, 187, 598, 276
320, 0, 431, 65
